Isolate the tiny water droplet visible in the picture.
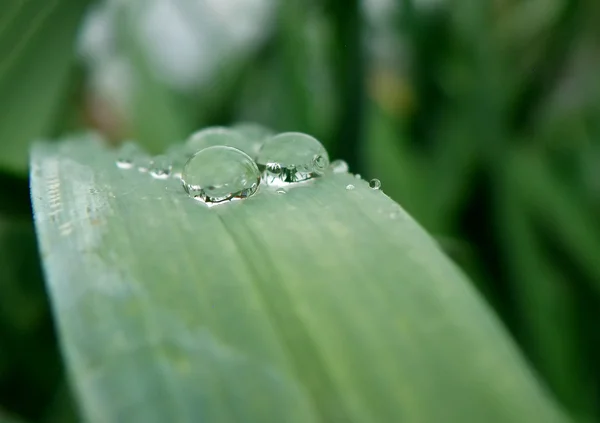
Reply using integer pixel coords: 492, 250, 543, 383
256, 132, 329, 186
186, 127, 255, 156
389, 206, 404, 220
181, 146, 261, 205
346, 184, 355, 190
369, 179, 381, 190
116, 142, 141, 169
149, 155, 172, 179
330, 159, 349, 174
276, 189, 287, 194
355, 174, 361, 179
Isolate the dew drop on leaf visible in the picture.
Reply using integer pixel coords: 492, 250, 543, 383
369, 179, 381, 190
116, 142, 142, 169
346, 184, 355, 190
355, 174, 361, 179
166, 145, 189, 180
232, 122, 274, 154
181, 146, 261, 205
149, 155, 172, 179
136, 154, 152, 173
330, 159, 349, 174
186, 127, 257, 156
256, 132, 329, 186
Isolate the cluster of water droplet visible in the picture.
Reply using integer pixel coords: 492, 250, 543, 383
116, 124, 386, 206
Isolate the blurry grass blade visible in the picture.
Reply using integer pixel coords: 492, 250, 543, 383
31, 135, 570, 422
498, 176, 595, 420
512, 149, 600, 294
0, 0, 90, 175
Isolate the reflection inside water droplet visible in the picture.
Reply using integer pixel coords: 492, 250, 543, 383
276, 189, 287, 194
369, 179, 381, 190
181, 146, 261, 205
346, 184, 355, 190
256, 132, 329, 186
330, 159, 349, 174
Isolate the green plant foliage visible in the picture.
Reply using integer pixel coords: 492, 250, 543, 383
0, 0, 91, 175
30, 135, 569, 423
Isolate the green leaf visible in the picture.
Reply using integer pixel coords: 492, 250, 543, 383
0, 0, 90, 175
511, 149, 600, 295
497, 177, 596, 421
31, 134, 569, 423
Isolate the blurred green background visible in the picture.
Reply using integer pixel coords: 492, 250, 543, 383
1, 0, 600, 421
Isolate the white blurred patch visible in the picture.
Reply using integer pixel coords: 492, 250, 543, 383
79, 0, 275, 100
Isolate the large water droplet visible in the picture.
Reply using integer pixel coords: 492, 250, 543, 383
186, 127, 254, 156
116, 142, 142, 169
330, 159, 349, 174
149, 155, 172, 179
369, 179, 381, 190
181, 146, 261, 205
255, 132, 329, 186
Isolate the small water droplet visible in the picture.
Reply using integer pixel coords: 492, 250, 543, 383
136, 155, 152, 172
389, 206, 404, 220
346, 184, 355, 190
181, 146, 261, 205
276, 189, 287, 194
116, 142, 141, 169
256, 132, 330, 186
186, 127, 255, 156
369, 179, 381, 190
330, 159, 349, 174
355, 174, 361, 179
232, 122, 274, 154
149, 155, 172, 179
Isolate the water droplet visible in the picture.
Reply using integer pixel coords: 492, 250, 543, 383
232, 122, 274, 154
389, 205, 404, 220
369, 179, 381, 190
346, 184, 355, 190
116, 142, 141, 169
181, 146, 261, 205
149, 155, 172, 179
276, 189, 287, 195
256, 132, 329, 186
330, 159, 349, 174
136, 155, 152, 173
355, 174, 361, 179
166, 144, 188, 180
186, 127, 255, 156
